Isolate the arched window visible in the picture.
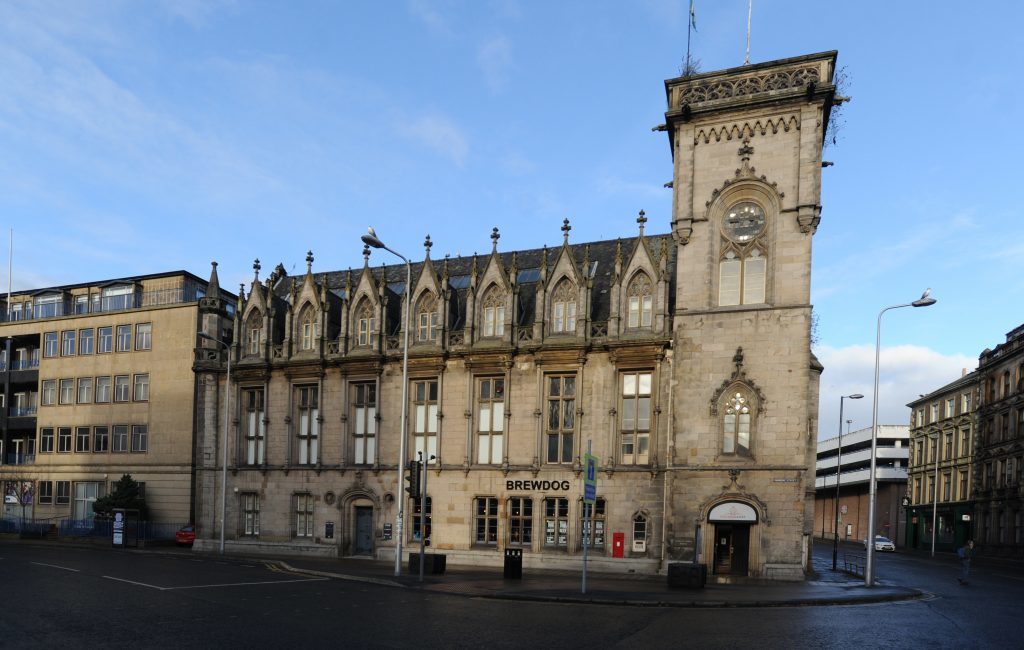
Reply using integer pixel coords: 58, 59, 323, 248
416, 293, 439, 342
299, 306, 317, 351
632, 512, 648, 553
246, 311, 262, 356
626, 272, 653, 329
722, 388, 754, 455
551, 278, 577, 334
355, 299, 375, 347
482, 285, 505, 337
719, 201, 767, 306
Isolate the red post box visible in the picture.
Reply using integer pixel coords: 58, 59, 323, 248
612, 532, 625, 558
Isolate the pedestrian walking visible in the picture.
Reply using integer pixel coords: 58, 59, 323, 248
957, 540, 974, 585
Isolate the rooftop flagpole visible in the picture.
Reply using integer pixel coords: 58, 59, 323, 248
744, 0, 752, 65
685, 0, 696, 74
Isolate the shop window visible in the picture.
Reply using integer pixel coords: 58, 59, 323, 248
411, 496, 432, 545
295, 493, 314, 538
242, 493, 260, 536
474, 496, 498, 546
543, 497, 569, 549
581, 498, 606, 549
507, 497, 533, 547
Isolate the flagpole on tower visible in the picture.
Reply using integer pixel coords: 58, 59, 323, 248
686, 0, 697, 75
744, 0, 752, 65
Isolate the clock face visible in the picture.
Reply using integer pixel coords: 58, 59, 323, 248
724, 202, 766, 243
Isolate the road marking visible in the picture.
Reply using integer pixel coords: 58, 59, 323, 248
103, 576, 168, 590
32, 562, 80, 572
170, 578, 329, 590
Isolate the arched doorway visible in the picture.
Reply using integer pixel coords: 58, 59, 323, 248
708, 501, 758, 576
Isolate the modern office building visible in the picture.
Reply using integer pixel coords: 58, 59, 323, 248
814, 425, 909, 546
0, 270, 234, 528
194, 50, 840, 581
906, 370, 978, 552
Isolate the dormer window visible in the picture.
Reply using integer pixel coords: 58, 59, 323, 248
246, 311, 262, 356
551, 279, 577, 334
416, 293, 439, 342
482, 286, 505, 337
356, 299, 375, 347
299, 308, 317, 351
626, 272, 653, 329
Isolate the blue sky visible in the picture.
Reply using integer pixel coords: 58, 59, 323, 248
1, 1, 1021, 436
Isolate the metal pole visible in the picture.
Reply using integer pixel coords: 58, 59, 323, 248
394, 257, 411, 576
832, 398, 845, 570
582, 439, 591, 594
220, 346, 230, 555
931, 434, 939, 557
419, 453, 429, 582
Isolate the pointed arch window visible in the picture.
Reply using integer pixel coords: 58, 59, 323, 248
719, 246, 766, 306
356, 299, 376, 347
551, 279, 577, 334
416, 293, 439, 342
626, 272, 653, 329
482, 285, 505, 337
722, 388, 754, 455
299, 306, 318, 351
245, 311, 262, 356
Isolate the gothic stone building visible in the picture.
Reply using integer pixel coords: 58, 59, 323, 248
193, 51, 838, 581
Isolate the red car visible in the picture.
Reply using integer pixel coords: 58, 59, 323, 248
175, 525, 196, 546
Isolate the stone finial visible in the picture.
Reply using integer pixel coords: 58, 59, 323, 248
540, 245, 548, 273
424, 234, 433, 256
582, 245, 591, 277
637, 210, 647, 236
491, 227, 500, 252
306, 250, 314, 273
614, 240, 622, 276
561, 218, 571, 244
362, 245, 371, 265
207, 261, 221, 296
239, 283, 246, 302
738, 138, 754, 162
253, 258, 261, 282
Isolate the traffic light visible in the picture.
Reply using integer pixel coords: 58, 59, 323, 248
405, 460, 421, 499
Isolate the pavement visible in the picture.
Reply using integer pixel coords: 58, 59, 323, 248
267, 542, 924, 608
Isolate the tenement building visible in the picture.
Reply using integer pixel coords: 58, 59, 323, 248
974, 324, 1024, 554
193, 51, 839, 581
0, 271, 234, 527
906, 371, 978, 552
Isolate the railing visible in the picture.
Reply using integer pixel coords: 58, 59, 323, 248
9, 407, 37, 417
2, 453, 35, 465
58, 518, 185, 541
2, 287, 204, 323
589, 321, 608, 339
448, 330, 465, 347
0, 359, 41, 371
515, 326, 534, 343
386, 335, 401, 354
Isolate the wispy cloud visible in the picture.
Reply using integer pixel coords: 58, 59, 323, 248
400, 114, 469, 166
408, 0, 452, 36
816, 343, 977, 438
478, 36, 513, 93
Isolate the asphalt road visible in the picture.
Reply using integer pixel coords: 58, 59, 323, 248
1, 541, 1021, 649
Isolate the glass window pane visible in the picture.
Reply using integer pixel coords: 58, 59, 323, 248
622, 374, 636, 396
493, 402, 504, 432
744, 256, 766, 304
719, 259, 741, 306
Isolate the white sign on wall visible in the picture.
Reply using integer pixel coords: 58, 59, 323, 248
708, 502, 757, 523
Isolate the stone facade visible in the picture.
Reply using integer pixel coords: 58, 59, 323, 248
193, 51, 839, 581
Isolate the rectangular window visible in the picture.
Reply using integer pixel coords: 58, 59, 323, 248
96, 376, 111, 403
962, 392, 972, 413
742, 254, 766, 304
620, 371, 652, 465
40, 427, 54, 453
77, 377, 93, 404
135, 323, 152, 350
412, 496, 432, 545
960, 427, 970, 458
242, 493, 260, 536
942, 473, 952, 501
75, 427, 90, 453
131, 425, 148, 452
476, 377, 504, 464
94, 426, 109, 453
914, 478, 921, 503
57, 427, 72, 453
56, 481, 71, 506
474, 497, 498, 546
719, 258, 741, 306
417, 311, 439, 342
582, 498, 606, 549
41, 380, 56, 406
946, 398, 955, 418
116, 325, 131, 352
546, 375, 575, 464
243, 388, 266, 465
296, 386, 319, 465
59, 379, 75, 404
351, 382, 376, 465
543, 497, 569, 549
483, 305, 505, 337
61, 330, 76, 356
295, 493, 314, 538
43, 332, 58, 357
133, 374, 149, 401
114, 375, 130, 402
930, 403, 938, 423
75, 295, 89, 314
112, 425, 129, 453
944, 433, 953, 460
959, 471, 968, 500
412, 379, 438, 462
38, 481, 53, 504
507, 497, 532, 547
98, 326, 113, 353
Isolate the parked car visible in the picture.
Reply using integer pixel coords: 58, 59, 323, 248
175, 524, 196, 546
862, 535, 895, 551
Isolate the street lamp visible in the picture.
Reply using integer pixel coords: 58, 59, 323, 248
361, 227, 412, 577
931, 432, 940, 557
197, 331, 230, 555
866, 288, 936, 586
832, 393, 863, 571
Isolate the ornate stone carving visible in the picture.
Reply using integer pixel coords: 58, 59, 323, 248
677, 66, 820, 107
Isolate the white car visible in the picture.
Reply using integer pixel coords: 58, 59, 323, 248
863, 535, 896, 551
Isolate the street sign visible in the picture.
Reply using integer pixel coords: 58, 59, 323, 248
583, 453, 597, 504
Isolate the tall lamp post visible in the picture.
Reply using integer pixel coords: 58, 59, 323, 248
832, 393, 863, 570
866, 289, 936, 587
931, 432, 940, 557
198, 332, 230, 555
361, 227, 412, 577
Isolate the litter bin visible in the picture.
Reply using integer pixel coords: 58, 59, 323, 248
667, 562, 706, 588
503, 548, 523, 579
